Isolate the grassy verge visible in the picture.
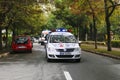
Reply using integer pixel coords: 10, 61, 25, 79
81, 44, 120, 57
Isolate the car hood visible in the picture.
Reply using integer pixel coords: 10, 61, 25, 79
48, 43, 80, 49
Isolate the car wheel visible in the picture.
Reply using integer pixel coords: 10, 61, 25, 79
45, 52, 47, 59
47, 56, 52, 62
75, 59, 81, 62
47, 58, 50, 62
45, 48, 47, 58
46, 54, 52, 62
29, 50, 32, 53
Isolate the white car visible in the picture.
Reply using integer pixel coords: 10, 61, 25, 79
44, 30, 81, 62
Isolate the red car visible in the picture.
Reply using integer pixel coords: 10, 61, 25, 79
11, 36, 33, 53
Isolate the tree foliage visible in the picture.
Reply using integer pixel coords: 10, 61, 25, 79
0, 0, 120, 51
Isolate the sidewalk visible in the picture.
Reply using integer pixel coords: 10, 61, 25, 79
96, 45, 120, 51
81, 44, 120, 60
0, 48, 10, 58
81, 44, 120, 51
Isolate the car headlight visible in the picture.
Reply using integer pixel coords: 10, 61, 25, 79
48, 47, 55, 52
74, 48, 81, 52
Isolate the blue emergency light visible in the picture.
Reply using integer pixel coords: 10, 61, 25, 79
56, 28, 67, 32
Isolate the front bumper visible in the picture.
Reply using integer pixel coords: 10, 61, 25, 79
47, 53, 81, 60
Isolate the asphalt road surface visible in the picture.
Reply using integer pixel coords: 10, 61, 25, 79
0, 43, 120, 80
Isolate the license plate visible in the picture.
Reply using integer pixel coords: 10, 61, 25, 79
64, 52, 71, 55
60, 52, 71, 55
60, 52, 64, 55
18, 46, 26, 48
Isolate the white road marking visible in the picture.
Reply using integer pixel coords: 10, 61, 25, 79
0, 62, 23, 64
64, 71, 73, 80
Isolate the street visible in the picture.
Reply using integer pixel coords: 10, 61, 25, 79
0, 43, 120, 80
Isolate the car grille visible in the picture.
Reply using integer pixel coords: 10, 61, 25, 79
56, 55, 73, 58
56, 48, 74, 52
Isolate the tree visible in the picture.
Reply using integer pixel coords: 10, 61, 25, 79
104, 0, 120, 51
0, 0, 37, 49
0, 0, 12, 49
85, 0, 105, 49
86, 0, 98, 49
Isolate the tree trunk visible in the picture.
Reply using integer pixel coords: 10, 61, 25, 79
93, 14, 97, 49
87, 0, 97, 49
104, 0, 112, 51
12, 29, 15, 39
77, 26, 80, 41
0, 27, 2, 50
90, 24, 93, 40
105, 16, 112, 51
85, 33, 88, 41
76, 27, 78, 40
5, 27, 9, 48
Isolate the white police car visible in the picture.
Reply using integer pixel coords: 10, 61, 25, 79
44, 28, 81, 62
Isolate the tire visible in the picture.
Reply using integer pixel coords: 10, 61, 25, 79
47, 57, 52, 62
46, 54, 52, 62
29, 50, 32, 53
45, 48, 47, 58
46, 49, 52, 62
75, 59, 81, 62
47, 58, 50, 62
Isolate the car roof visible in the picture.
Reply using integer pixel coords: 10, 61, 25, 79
50, 32, 73, 36
14, 35, 31, 39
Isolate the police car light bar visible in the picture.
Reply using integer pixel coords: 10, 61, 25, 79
56, 28, 67, 32
51, 28, 72, 32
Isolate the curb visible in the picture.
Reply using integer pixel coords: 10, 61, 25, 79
0, 52, 10, 58
82, 49, 120, 60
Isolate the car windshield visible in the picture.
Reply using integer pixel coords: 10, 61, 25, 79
50, 35, 77, 43
15, 37, 28, 44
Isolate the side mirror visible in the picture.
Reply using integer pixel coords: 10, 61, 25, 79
79, 41, 82, 44
78, 41, 82, 46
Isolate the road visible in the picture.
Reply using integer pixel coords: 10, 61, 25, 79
0, 43, 120, 80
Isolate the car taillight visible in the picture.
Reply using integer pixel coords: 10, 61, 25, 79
12, 42, 16, 48
12, 42, 15, 45
27, 42, 32, 47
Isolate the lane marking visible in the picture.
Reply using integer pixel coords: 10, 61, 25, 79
0, 62, 24, 64
64, 71, 73, 80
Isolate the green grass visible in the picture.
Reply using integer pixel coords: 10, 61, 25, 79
81, 44, 120, 57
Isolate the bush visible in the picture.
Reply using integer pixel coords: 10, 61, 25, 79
111, 40, 120, 48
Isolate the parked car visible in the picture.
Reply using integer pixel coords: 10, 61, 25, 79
11, 35, 33, 53
44, 28, 81, 62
